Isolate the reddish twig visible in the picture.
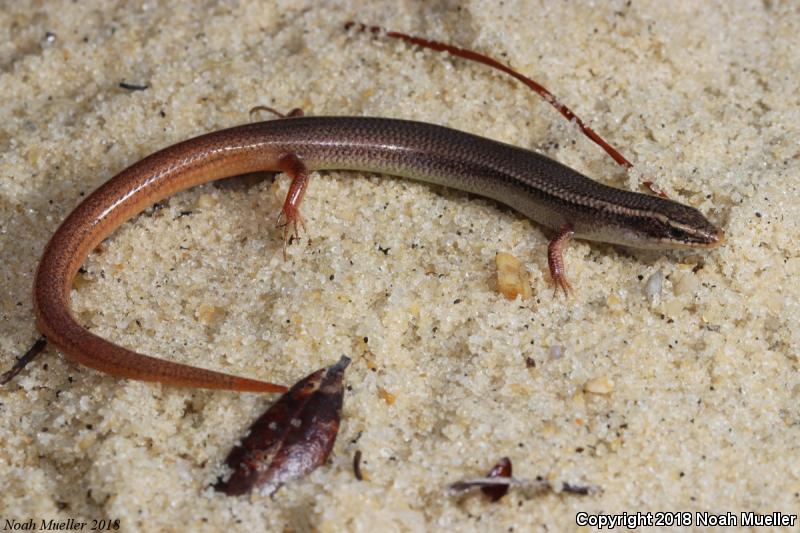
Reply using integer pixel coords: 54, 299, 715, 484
345, 22, 667, 197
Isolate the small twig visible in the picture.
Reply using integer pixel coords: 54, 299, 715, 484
345, 22, 632, 168
447, 476, 599, 498
346, 22, 668, 197
1, 336, 48, 385
249, 106, 305, 120
562, 481, 593, 495
119, 81, 149, 91
449, 476, 532, 493
353, 450, 364, 481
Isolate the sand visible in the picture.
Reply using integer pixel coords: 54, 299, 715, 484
1, 1, 798, 531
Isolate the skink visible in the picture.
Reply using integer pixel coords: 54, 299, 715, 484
32, 116, 723, 393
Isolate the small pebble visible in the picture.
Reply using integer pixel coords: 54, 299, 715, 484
549, 345, 564, 360
645, 270, 663, 300
584, 376, 614, 395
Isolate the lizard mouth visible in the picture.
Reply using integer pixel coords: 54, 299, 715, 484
708, 227, 725, 247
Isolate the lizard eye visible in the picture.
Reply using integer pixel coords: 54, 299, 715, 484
666, 225, 692, 243
668, 226, 685, 239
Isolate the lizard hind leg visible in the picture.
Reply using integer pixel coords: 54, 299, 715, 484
275, 153, 311, 257
547, 223, 575, 297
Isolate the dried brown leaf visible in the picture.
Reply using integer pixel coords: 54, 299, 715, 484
214, 356, 350, 496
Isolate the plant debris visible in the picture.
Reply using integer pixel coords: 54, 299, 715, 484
353, 450, 364, 481
448, 459, 599, 500
345, 22, 669, 197
481, 457, 512, 501
214, 356, 350, 496
1, 336, 48, 385
118, 81, 149, 91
